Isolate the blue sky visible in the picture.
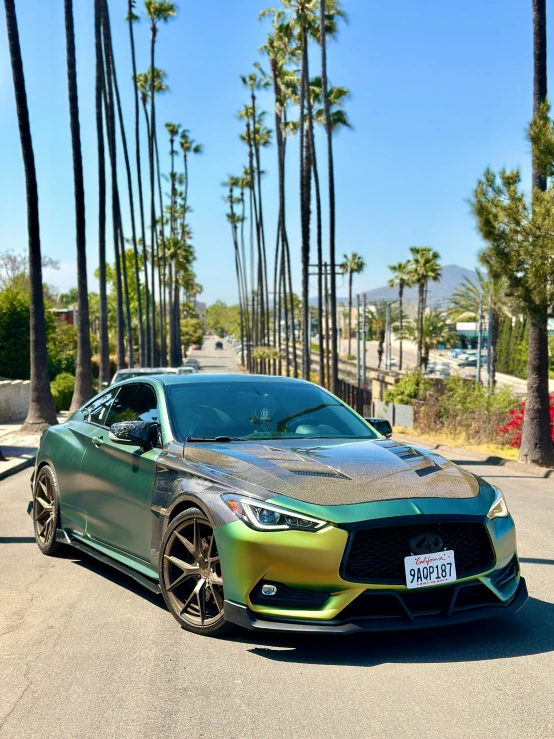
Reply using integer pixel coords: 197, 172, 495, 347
0, 0, 548, 304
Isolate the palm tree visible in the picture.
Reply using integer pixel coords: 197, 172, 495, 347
399, 311, 458, 369
144, 1, 176, 363
367, 301, 399, 369
101, 2, 132, 368
128, 1, 150, 366
136, 66, 168, 364
95, 0, 110, 387
407, 246, 442, 367
63, 0, 94, 411
102, 0, 143, 368
449, 268, 509, 385
4, 0, 57, 430
388, 260, 411, 371
341, 252, 365, 356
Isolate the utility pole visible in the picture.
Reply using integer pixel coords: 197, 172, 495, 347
385, 303, 391, 371
356, 294, 361, 387
362, 293, 367, 388
476, 294, 483, 383
487, 292, 493, 390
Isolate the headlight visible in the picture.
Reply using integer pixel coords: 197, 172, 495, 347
487, 486, 509, 519
222, 494, 327, 532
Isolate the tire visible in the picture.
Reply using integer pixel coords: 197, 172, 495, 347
33, 465, 61, 556
159, 508, 232, 637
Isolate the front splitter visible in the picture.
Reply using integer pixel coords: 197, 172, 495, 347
224, 578, 528, 634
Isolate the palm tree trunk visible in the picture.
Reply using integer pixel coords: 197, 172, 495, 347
101, 16, 125, 368
154, 123, 167, 366
149, 26, 158, 366
348, 271, 353, 356
4, 0, 57, 430
521, 0, 554, 466
417, 281, 424, 367
103, 0, 142, 367
64, 0, 93, 412
299, 28, 311, 381
95, 0, 109, 388
320, 0, 338, 394
251, 94, 269, 349
309, 128, 324, 387
128, 2, 149, 366
398, 282, 404, 371
142, 97, 157, 365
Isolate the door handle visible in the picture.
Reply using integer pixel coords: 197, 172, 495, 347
92, 435, 104, 447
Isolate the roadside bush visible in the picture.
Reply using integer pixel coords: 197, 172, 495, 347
384, 370, 432, 405
50, 372, 75, 412
415, 376, 517, 445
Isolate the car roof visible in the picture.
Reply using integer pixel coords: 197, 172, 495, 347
154, 373, 315, 387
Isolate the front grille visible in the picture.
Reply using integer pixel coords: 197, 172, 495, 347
342, 521, 495, 584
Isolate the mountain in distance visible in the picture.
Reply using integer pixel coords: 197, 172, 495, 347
308, 265, 476, 307
358, 264, 476, 308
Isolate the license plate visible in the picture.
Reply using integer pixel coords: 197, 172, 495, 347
404, 550, 456, 589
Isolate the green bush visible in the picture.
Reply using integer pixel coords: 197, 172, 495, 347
384, 370, 433, 405
0, 282, 31, 379
50, 373, 75, 412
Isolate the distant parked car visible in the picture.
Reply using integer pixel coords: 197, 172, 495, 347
185, 359, 201, 370
192, 344, 202, 350
110, 368, 168, 386
215, 341, 224, 350
177, 366, 197, 375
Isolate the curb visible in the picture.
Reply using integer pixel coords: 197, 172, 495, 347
0, 455, 35, 482
394, 434, 554, 479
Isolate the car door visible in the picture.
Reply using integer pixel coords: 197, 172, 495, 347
79, 382, 161, 562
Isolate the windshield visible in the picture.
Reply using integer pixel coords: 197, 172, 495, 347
166, 380, 378, 442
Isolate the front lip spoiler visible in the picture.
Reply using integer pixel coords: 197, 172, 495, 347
224, 578, 528, 634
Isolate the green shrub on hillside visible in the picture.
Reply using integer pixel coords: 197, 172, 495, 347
383, 371, 432, 405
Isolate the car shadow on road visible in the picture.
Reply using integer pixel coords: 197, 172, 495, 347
65, 549, 167, 611
235, 597, 554, 667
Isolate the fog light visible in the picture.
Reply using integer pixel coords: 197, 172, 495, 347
261, 584, 277, 596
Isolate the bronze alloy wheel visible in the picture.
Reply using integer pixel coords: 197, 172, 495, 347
160, 508, 231, 636
33, 465, 61, 556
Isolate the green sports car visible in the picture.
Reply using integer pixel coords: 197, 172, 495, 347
28, 374, 527, 636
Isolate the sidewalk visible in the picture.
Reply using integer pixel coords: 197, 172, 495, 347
0, 414, 66, 481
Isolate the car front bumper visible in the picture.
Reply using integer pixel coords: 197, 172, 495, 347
214, 506, 525, 632
223, 577, 528, 633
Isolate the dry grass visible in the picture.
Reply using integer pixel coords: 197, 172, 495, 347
393, 427, 520, 462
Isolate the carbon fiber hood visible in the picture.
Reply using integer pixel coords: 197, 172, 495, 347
183, 439, 480, 506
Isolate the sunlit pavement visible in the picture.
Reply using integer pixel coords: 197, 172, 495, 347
0, 419, 553, 737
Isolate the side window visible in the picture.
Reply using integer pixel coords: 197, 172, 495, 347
105, 384, 159, 428
85, 389, 117, 427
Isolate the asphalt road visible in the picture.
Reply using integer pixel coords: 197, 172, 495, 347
1, 349, 553, 738
188, 336, 241, 374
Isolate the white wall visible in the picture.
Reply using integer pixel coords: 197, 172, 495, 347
0, 380, 30, 422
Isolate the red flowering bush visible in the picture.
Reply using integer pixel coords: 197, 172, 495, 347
498, 394, 554, 448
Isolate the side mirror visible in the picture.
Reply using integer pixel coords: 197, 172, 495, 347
365, 417, 393, 439
109, 421, 159, 452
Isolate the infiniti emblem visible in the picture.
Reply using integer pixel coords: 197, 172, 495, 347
410, 533, 444, 555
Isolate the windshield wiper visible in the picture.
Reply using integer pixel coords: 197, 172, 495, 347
185, 436, 235, 443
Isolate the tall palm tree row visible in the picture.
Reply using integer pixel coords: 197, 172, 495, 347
226, 0, 348, 383
4, 0, 204, 420
387, 260, 411, 371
